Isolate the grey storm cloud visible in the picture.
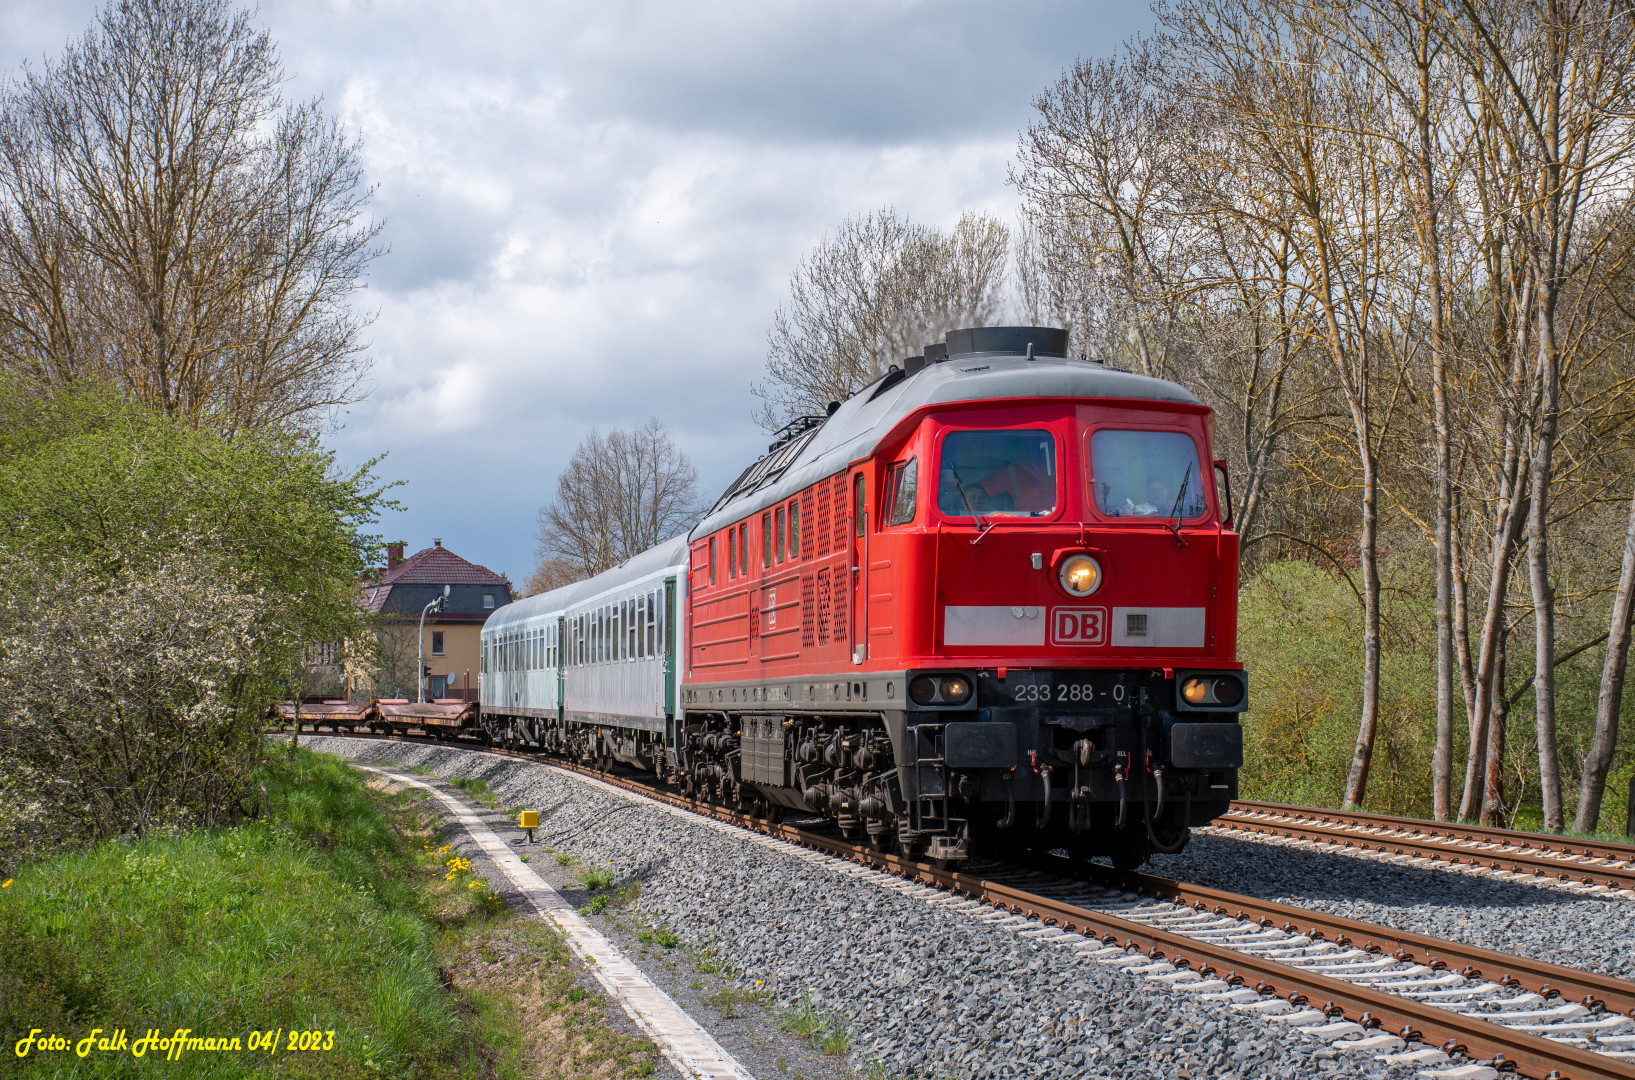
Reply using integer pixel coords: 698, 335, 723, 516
2, 0, 1154, 580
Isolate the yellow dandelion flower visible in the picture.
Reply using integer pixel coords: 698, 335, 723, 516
1, 880, 10, 889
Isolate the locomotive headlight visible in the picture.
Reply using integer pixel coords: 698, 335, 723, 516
1058, 554, 1102, 597
910, 674, 973, 706
1181, 675, 1245, 707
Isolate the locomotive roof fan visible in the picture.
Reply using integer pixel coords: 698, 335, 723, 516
942, 326, 1069, 361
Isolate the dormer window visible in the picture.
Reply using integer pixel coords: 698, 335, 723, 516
483, 593, 494, 609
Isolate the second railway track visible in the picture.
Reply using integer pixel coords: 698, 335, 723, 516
1219, 801, 1635, 894
296, 728, 1635, 1080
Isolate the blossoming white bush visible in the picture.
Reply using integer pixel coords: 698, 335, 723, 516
0, 549, 281, 860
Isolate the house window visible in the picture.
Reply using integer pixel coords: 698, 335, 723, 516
483, 593, 494, 609
432, 631, 445, 655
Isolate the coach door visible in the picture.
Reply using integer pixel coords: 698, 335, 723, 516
663, 577, 678, 716
555, 616, 567, 721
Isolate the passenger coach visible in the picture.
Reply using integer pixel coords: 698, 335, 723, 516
481, 327, 1246, 868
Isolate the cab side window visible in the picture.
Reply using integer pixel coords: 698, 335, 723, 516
887, 458, 918, 526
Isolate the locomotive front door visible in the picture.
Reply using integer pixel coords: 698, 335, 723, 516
852, 469, 868, 663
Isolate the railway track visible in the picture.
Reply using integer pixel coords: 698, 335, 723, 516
1219, 801, 1635, 894
296, 727, 1635, 1080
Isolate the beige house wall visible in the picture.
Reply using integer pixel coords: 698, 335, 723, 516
425, 622, 483, 698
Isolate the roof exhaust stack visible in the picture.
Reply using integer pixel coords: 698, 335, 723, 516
944, 326, 1068, 360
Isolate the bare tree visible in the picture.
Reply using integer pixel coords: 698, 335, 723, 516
525, 556, 582, 597
0, 0, 382, 433
755, 207, 1009, 424
534, 419, 702, 579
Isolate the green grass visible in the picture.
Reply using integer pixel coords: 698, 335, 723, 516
705, 986, 770, 1018
777, 998, 849, 1055
0, 750, 654, 1079
578, 865, 616, 892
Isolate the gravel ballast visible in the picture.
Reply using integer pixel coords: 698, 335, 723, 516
305, 737, 1417, 1080
1147, 828, 1635, 982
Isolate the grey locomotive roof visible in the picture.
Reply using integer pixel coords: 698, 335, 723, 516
483, 533, 689, 633
691, 353, 1202, 539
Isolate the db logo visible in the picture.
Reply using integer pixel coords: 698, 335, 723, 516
1051, 607, 1107, 647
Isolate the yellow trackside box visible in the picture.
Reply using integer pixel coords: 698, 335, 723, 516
519, 811, 539, 829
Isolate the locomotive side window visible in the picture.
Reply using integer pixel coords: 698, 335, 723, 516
788, 500, 800, 557
1088, 429, 1208, 520
738, 523, 749, 575
937, 430, 1057, 517
728, 528, 738, 578
854, 472, 865, 535
709, 536, 718, 585
775, 506, 787, 562
762, 512, 773, 567
888, 458, 918, 525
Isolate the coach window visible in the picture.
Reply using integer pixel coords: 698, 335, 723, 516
937, 429, 1057, 518
629, 599, 639, 658
1087, 429, 1208, 520
738, 523, 749, 575
709, 536, 718, 585
775, 506, 787, 562
888, 458, 918, 526
854, 472, 866, 535
647, 590, 657, 655
789, 500, 801, 557
762, 512, 773, 567
728, 528, 738, 578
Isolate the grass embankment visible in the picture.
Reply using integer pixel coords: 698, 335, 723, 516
0, 749, 657, 1078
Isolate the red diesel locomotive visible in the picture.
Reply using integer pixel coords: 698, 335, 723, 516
678, 325, 1244, 868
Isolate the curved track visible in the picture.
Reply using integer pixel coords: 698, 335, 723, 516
1220, 801, 1635, 893
296, 726, 1635, 1080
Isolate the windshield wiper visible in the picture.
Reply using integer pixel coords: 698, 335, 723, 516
951, 470, 996, 546
1168, 463, 1193, 547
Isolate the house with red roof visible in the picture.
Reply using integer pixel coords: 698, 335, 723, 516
362, 539, 512, 701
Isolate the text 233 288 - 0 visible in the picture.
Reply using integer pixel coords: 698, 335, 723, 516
1006, 672, 1140, 706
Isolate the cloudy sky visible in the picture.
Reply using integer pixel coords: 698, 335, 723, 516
2, 0, 1153, 583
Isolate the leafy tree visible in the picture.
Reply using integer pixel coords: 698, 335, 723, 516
0, 382, 389, 865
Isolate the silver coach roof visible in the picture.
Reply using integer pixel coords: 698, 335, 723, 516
483, 533, 689, 633
691, 354, 1202, 539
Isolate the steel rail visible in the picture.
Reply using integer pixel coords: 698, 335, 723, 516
300, 731, 1635, 1078
1216, 813, 1635, 892
1230, 800, 1635, 865
558, 765, 1635, 1080
1007, 851, 1635, 1016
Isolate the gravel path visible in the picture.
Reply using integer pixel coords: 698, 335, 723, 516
307, 737, 1414, 1080
1147, 828, 1635, 982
